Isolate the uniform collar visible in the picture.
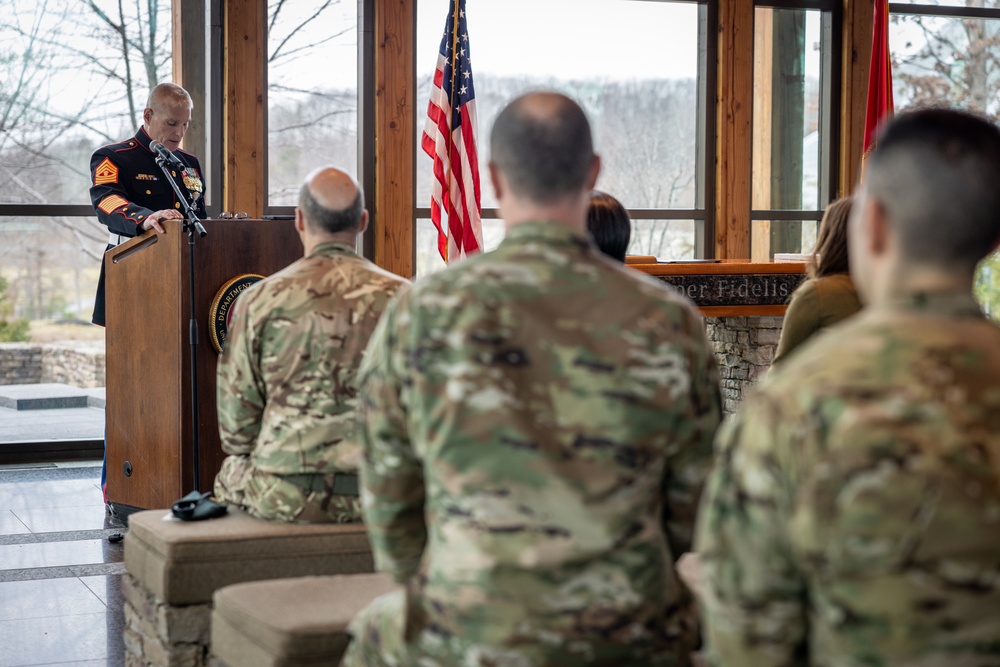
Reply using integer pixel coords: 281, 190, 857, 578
500, 221, 592, 250
135, 127, 154, 152
883, 290, 984, 319
310, 241, 360, 259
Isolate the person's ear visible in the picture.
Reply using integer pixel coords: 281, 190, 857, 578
868, 198, 890, 256
142, 107, 153, 127
585, 154, 601, 191
294, 208, 306, 234
488, 162, 503, 202
357, 210, 369, 235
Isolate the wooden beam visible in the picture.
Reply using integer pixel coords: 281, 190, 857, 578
751, 7, 773, 262
373, 0, 415, 279
222, 0, 266, 218
840, 0, 874, 195
716, 0, 755, 260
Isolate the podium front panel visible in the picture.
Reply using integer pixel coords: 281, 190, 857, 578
105, 219, 302, 510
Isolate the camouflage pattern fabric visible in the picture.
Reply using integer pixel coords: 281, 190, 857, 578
214, 241, 407, 523
695, 291, 1000, 667
343, 222, 722, 667
214, 456, 362, 523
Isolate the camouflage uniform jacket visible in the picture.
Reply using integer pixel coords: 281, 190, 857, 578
217, 242, 408, 475
357, 222, 722, 664
695, 291, 1000, 667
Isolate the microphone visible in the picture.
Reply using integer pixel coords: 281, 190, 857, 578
150, 140, 185, 169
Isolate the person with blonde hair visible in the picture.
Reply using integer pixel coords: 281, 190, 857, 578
772, 196, 862, 365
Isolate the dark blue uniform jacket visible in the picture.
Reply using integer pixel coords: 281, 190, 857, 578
89, 127, 206, 326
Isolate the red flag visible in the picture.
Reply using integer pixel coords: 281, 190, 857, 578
863, 0, 894, 160
421, 0, 482, 264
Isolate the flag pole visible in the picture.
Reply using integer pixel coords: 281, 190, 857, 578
444, 0, 462, 262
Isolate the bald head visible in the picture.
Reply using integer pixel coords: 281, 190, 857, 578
146, 83, 193, 113
862, 109, 1000, 271
298, 167, 364, 234
490, 92, 595, 204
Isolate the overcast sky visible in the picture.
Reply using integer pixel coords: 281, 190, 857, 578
273, 0, 823, 90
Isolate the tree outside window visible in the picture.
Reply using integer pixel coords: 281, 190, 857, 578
0, 0, 172, 323
890, 0, 1000, 318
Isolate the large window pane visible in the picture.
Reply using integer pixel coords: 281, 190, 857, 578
0, 216, 104, 322
415, 0, 704, 276
751, 219, 819, 263
751, 7, 832, 261
890, 12, 1000, 118
0, 0, 177, 337
0, 1, 173, 207
267, 1, 358, 206
629, 220, 697, 261
752, 7, 825, 213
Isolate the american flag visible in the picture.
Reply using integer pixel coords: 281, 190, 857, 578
422, 0, 482, 263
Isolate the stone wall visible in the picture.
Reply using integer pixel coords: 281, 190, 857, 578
704, 316, 783, 414
2, 319, 780, 410
123, 574, 210, 667
40, 343, 106, 388
0, 342, 106, 388
0, 344, 44, 385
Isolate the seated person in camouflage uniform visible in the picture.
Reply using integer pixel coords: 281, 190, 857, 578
342, 92, 722, 667
213, 166, 408, 523
695, 108, 1000, 666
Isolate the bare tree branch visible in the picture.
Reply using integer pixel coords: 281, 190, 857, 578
268, 0, 336, 64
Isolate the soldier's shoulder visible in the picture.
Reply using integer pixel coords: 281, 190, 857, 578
352, 257, 411, 291
597, 261, 706, 331
93, 136, 141, 158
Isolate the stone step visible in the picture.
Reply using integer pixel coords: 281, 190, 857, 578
0, 384, 99, 411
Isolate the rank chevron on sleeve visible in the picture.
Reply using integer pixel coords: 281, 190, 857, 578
94, 157, 119, 185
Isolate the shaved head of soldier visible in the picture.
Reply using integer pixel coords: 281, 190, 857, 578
489, 92, 599, 220
297, 167, 366, 244
850, 108, 1000, 302
143, 83, 193, 152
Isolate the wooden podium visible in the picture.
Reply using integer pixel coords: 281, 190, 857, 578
104, 219, 303, 511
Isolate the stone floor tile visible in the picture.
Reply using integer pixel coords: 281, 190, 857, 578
13, 505, 109, 533
0, 578, 106, 621
0, 610, 124, 666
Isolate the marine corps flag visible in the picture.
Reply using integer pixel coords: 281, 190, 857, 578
422, 0, 483, 263
863, 0, 894, 166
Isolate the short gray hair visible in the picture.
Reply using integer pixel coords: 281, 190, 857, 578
298, 184, 364, 234
490, 93, 594, 204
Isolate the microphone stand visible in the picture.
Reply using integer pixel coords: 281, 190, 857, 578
153, 155, 208, 492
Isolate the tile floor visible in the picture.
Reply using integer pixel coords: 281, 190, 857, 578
0, 462, 125, 666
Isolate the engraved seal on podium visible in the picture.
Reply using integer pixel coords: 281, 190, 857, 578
209, 274, 264, 353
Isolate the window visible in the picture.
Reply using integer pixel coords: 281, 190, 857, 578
889, 0, 1000, 318
266, 1, 360, 209
751, 1, 840, 261
0, 0, 187, 324
414, 0, 713, 276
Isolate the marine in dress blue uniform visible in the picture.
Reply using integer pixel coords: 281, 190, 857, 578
89, 83, 205, 504
89, 125, 205, 326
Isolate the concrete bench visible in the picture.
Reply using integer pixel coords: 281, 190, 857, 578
211, 573, 398, 667
122, 508, 374, 667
